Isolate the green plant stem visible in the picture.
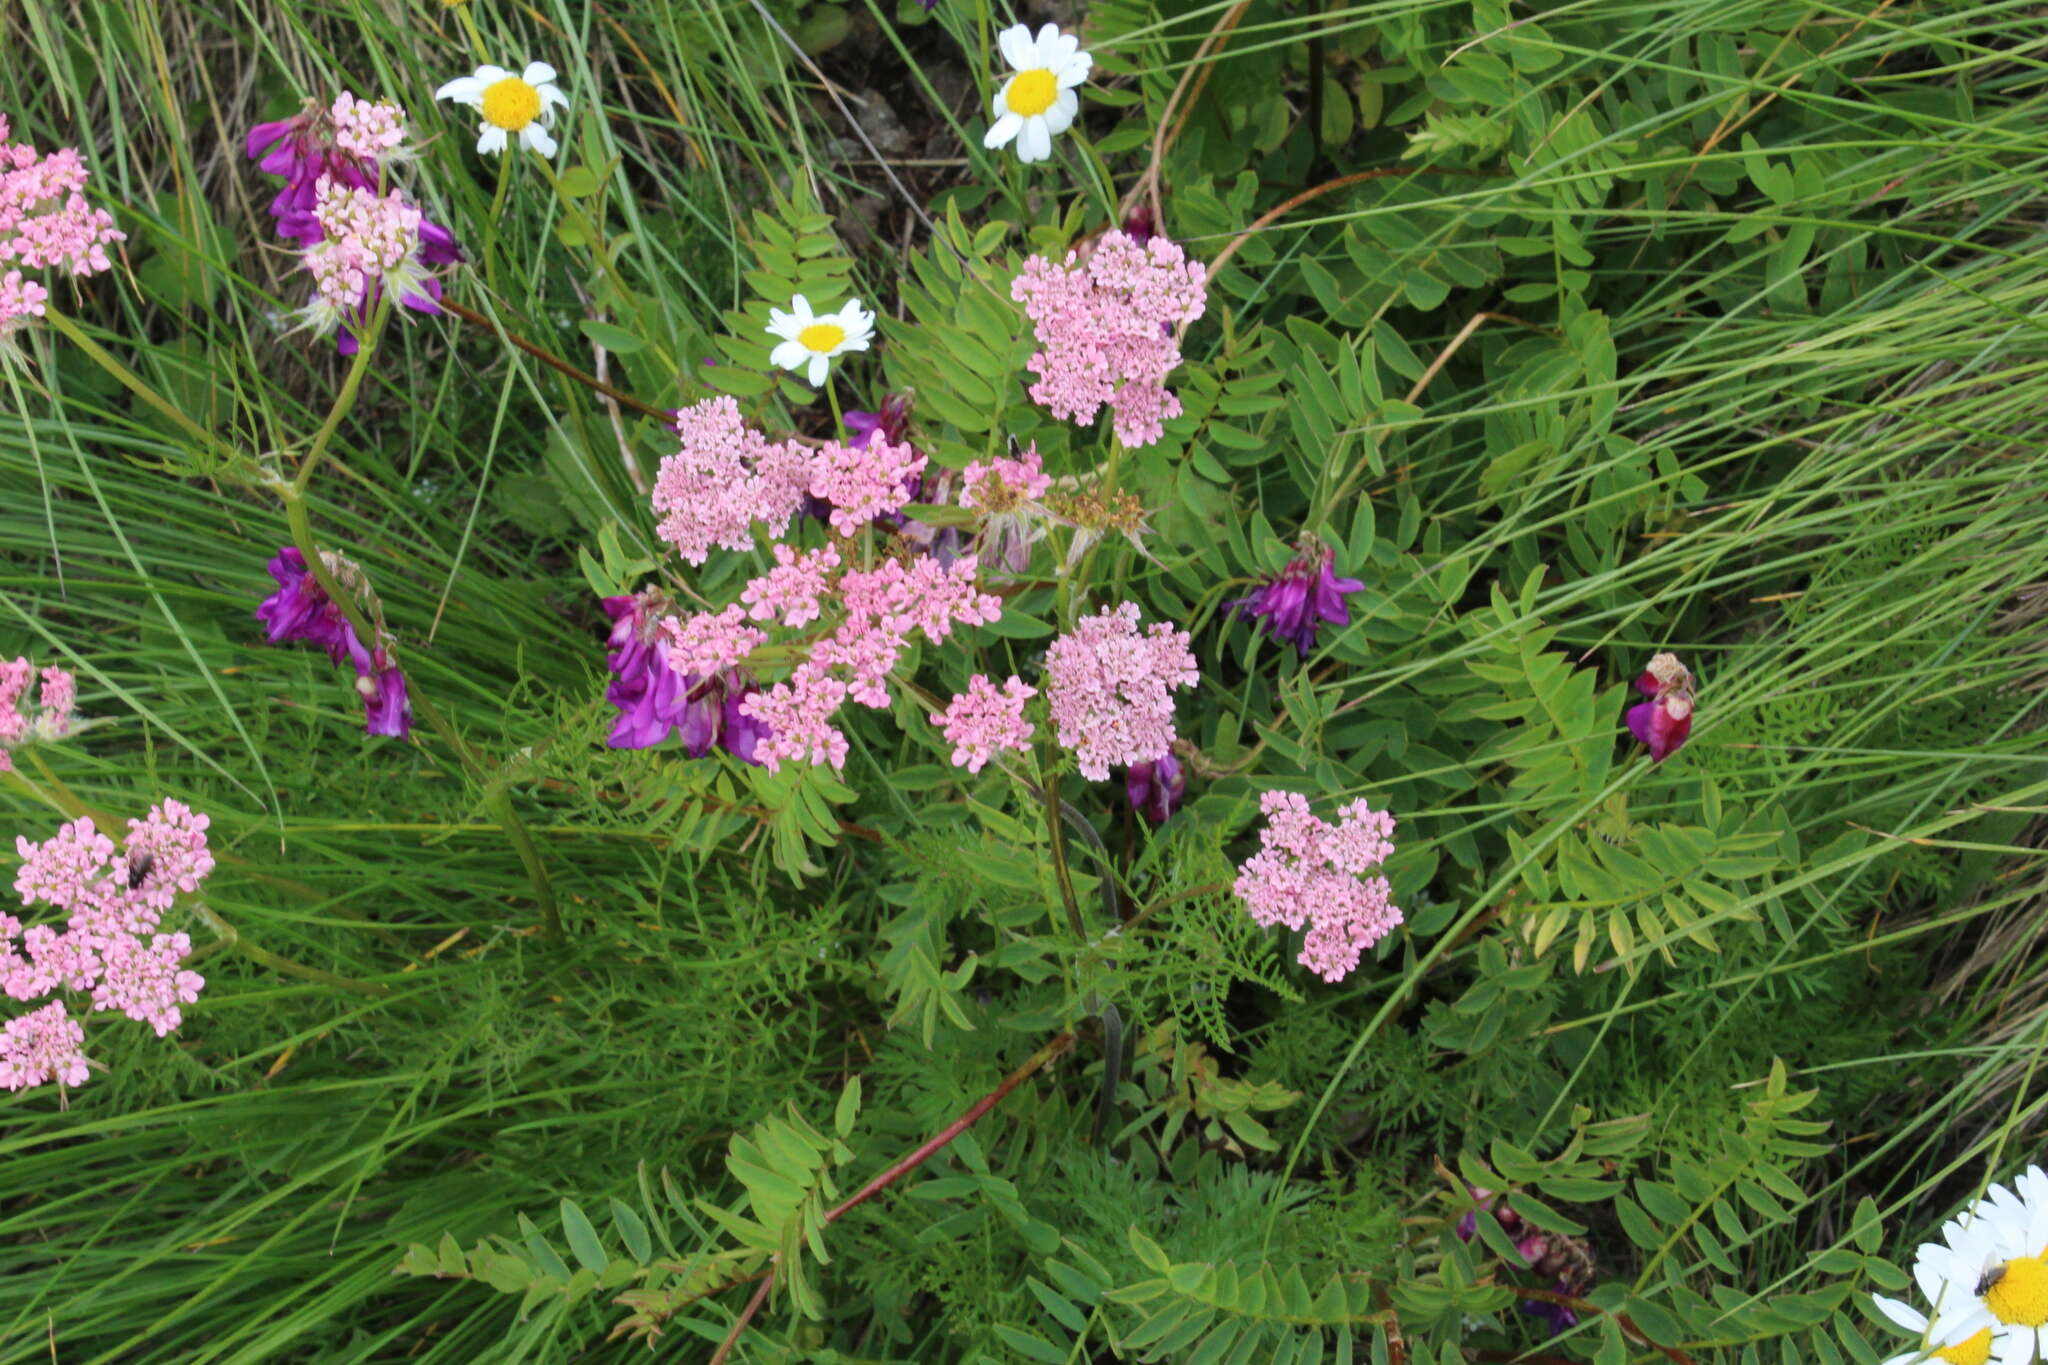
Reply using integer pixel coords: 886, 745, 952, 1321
291, 305, 387, 497
40, 307, 241, 466
1038, 747, 1086, 942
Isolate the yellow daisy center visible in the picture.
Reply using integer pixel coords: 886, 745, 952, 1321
1986, 1255, 2048, 1327
1006, 69, 1058, 118
1934, 1328, 1994, 1365
481, 77, 542, 131
798, 322, 846, 354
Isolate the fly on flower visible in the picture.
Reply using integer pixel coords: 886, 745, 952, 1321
766, 294, 875, 387
984, 23, 1091, 163
435, 62, 569, 157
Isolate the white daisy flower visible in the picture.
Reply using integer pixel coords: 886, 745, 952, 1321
983, 23, 1091, 164
434, 61, 569, 158
1872, 1245, 1994, 1365
1910, 1166, 2048, 1365
765, 295, 875, 387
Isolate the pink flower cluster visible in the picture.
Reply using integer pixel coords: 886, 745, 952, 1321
934, 674, 1036, 773
2, 800, 212, 1092
1043, 602, 1197, 781
1010, 230, 1207, 448
0, 657, 75, 773
732, 555, 1002, 770
960, 445, 1053, 510
1233, 790, 1401, 984
329, 93, 407, 161
0, 110, 126, 342
809, 437, 926, 537
299, 177, 437, 341
651, 398, 813, 564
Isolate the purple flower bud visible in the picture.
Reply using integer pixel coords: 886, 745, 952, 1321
1125, 754, 1185, 824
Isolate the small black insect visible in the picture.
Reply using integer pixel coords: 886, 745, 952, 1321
126, 852, 155, 891
1978, 1261, 2010, 1298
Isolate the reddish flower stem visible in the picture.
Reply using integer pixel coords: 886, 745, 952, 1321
439, 298, 671, 421
826, 1031, 1076, 1223
707, 1270, 774, 1365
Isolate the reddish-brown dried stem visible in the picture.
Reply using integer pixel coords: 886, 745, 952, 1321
440, 298, 670, 421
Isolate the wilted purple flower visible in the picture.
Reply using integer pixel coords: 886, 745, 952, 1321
256, 547, 412, 738
1122, 203, 1155, 246
1125, 754, 1184, 825
1625, 652, 1694, 763
599, 589, 766, 764
1453, 1184, 1594, 1338
1226, 547, 1364, 658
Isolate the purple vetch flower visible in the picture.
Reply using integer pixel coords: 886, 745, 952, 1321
843, 392, 913, 450
599, 589, 767, 764
1625, 652, 1695, 763
246, 93, 461, 354
1125, 753, 1185, 825
1226, 547, 1365, 658
256, 547, 412, 737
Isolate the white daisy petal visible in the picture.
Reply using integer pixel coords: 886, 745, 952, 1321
1018, 116, 1052, 163
998, 24, 1036, 70
543, 85, 571, 111
525, 125, 558, 157
1873, 1296, 1929, 1334
769, 340, 810, 372
806, 353, 830, 386
984, 112, 1022, 150
435, 76, 485, 104
789, 294, 815, 323
1034, 23, 1062, 58
475, 64, 511, 85
1042, 92, 1077, 136
523, 62, 558, 85
477, 125, 508, 155
1058, 59, 1091, 89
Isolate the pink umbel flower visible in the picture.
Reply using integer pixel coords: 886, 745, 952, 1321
1233, 790, 1402, 984
12, 816, 115, 914
740, 664, 851, 772
656, 604, 767, 679
0, 1001, 89, 1092
808, 437, 927, 537
1043, 602, 1198, 781
1010, 230, 1207, 448
3, 801, 211, 1093
935, 675, 1036, 773
1625, 652, 1695, 763
328, 92, 409, 161
0, 657, 76, 771
0, 110, 125, 347
0, 269, 48, 342
298, 176, 441, 343
653, 398, 814, 565
742, 544, 841, 628
961, 445, 1053, 509
92, 932, 203, 1037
